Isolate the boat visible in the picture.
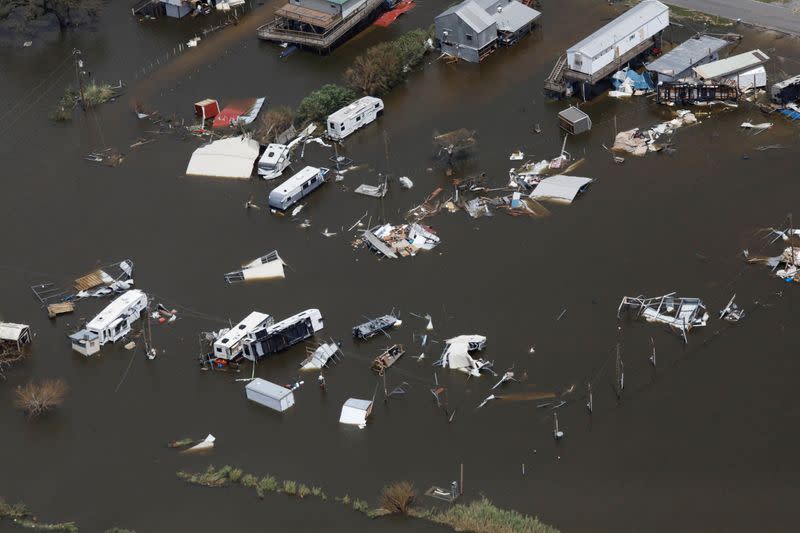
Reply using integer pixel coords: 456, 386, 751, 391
371, 344, 405, 374
352, 314, 401, 339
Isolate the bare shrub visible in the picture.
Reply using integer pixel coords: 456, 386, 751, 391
14, 378, 67, 417
379, 481, 416, 514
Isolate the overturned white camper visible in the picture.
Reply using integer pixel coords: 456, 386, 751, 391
257, 143, 292, 180
242, 309, 324, 360
326, 97, 384, 141
212, 311, 273, 361
268, 166, 329, 211
69, 289, 148, 356
245, 378, 295, 412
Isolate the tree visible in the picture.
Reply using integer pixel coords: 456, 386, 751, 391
255, 106, 295, 144
14, 378, 68, 418
345, 42, 402, 96
295, 84, 356, 126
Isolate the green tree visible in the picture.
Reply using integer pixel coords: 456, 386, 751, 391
295, 84, 356, 126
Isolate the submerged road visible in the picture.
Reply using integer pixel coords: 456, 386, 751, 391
667, 0, 800, 36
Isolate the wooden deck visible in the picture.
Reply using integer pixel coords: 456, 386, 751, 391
257, 0, 384, 50
275, 4, 338, 30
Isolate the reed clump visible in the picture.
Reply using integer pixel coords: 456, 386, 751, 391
410, 497, 560, 533
379, 481, 416, 515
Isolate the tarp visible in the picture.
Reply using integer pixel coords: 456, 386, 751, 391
212, 97, 265, 129
186, 136, 260, 179
780, 108, 800, 120
374, 0, 415, 27
612, 67, 655, 91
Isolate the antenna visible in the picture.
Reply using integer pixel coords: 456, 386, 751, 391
586, 382, 593, 414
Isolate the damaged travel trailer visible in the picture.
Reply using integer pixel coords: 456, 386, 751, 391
257, 144, 292, 180
371, 344, 405, 374
618, 293, 709, 342
69, 289, 148, 356
437, 335, 493, 377
268, 166, 329, 211
353, 314, 402, 339
212, 311, 273, 361
242, 309, 324, 360
326, 96, 384, 141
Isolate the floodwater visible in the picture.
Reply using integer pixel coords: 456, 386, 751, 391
1, 1, 800, 532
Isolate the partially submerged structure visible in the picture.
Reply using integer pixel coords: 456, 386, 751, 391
213, 97, 265, 129
257, 0, 385, 52
245, 378, 296, 412
371, 344, 405, 374
353, 314, 401, 339
326, 96, 383, 140
69, 289, 148, 356
612, 110, 697, 155
530, 175, 593, 204
361, 223, 441, 259
242, 309, 324, 360
0, 322, 31, 351
558, 106, 591, 135
186, 136, 260, 179
545, 0, 668, 97
693, 49, 769, 90
339, 398, 373, 428
257, 144, 291, 180
770, 74, 800, 106
437, 335, 493, 377
434, 0, 542, 63
618, 293, 709, 342
646, 35, 728, 83
212, 311, 272, 361
268, 166, 328, 211
224, 251, 286, 283
656, 80, 739, 105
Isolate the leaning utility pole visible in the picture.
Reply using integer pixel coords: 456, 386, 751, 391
73, 49, 86, 111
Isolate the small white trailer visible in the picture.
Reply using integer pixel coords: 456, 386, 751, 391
339, 398, 373, 428
212, 311, 273, 360
257, 143, 292, 180
69, 289, 148, 356
246, 378, 295, 412
268, 166, 329, 211
326, 96, 384, 140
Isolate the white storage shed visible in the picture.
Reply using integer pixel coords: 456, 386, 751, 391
246, 378, 296, 412
566, 0, 668, 76
339, 398, 373, 428
326, 97, 384, 140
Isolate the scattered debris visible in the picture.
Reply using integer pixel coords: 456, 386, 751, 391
612, 110, 697, 156
398, 176, 414, 189
213, 97, 265, 129
491, 371, 517, 390
436, 335, 494, 377
224, 251, 286, 283
477, 394, 496, 409
355, 179, 388, 198
371, 344, 406, 374
529, 175, 593, 204
719, 294, 745, 322
618, 293, 709, 342
740, 121, 773, 132
300, 341, 342, 371
553, 412, 564, 440
245, 378, 295, 412
353, 314, 402, 340
509, 151, 524, 161
609, 67, 654, 98
360, 223, 440, 259
184, 434, 215, 453
47, 301, 74, 318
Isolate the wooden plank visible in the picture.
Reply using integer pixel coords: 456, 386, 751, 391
74, 270, 106, 291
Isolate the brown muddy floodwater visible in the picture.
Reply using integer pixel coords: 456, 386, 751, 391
1, 1, 800, 532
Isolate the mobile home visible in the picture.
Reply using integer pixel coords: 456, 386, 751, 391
242, 308, 324, 360
257, 143, 291, 180
268, 166, 329, 211
212, 311, 273, 360
245, 378, 295, 412
69, 289, 148, 356
326, 97, 384, 140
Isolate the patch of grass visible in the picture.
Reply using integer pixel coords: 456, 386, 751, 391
256, 475, 278, 498
177, 465, 233, 487
411, 497, 560, 533
351, 498, 370, 515
240, 474, 258, 488
297, 484, 311, 499
282, 480, 297, 495
0, 497, 78, 532
311, 486, 325, 500
663, 4, 732, 26
379, 481, 416, 515
82, 82, 116, 106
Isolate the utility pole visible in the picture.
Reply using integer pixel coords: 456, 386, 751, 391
73, 49, 86, 111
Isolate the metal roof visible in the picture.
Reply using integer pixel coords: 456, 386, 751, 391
530, 175, 594, 204
274, 166, 324, 194
343, 398, 373, 411
646, 35, 728, 76
567, 0, 668, 58
694, 49, 769, 79
438, 0, 496, 33
246, 378, 294, 400
558, 106, 590, 124
0, 322, 29, 342
772, 73, 800, 91
493, 1, 541, 33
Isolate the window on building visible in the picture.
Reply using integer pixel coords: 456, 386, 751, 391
356, 116, 361, 121
329, 122, 335, 129
466, 34, 473, 41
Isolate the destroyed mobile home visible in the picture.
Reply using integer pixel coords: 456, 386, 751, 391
242, 309, 324, 360
299, 341, 342, 371
618, 293, 709, 342
612, 110, 697, 156
745, 228, 800, 283
435, 335, 494, 377
69, 289, 149, 356
358, 223, 441, 259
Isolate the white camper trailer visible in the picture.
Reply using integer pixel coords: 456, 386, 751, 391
257, 143, 292, 180
268, 166, 329, 211
242, 308, 324, 361
69, 289, 148, 356
213, 311, 273, 360
326, 96, 384, 140
245, 378, 295, 412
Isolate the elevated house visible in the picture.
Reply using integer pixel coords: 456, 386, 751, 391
545, 0, 668, 98
646, 34, 728, 83
434, 0, 541, 63
257, 0, 385, 52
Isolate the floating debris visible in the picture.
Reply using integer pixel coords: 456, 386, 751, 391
612, 110, 697, 156
300, 341, 342, 371
371, 344, 406, 374
224, 251, 286, 283
436, 335, 494, 377
477, 394, 496, 409
719, 294, 745, 322
360, 223, 440, 259
183, 434, 216, 453
398, 176, 414, 189
491, 371, 517, 390
618, 293, 709, 342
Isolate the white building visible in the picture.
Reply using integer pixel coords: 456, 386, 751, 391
0, 322, 31, 350
693, 49, 770, 89
326, 96, 384, 140
339, 398, 373, 427
245, 378, 296, 412
70, 290, 148, 356
567, 0, 668, 77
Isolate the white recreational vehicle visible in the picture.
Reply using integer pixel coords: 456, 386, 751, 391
212, 311, 273, 360
268, 166, 329, 211
326, 96, 384, 140
242, 308, 324, 361
257, 143, 292, 180
69, 289, 148, 356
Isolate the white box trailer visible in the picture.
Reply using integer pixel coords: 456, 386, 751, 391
245, 378, 295, 412
268, 166, 329, 211
213, 311, 273, 360
326, 96, 384, 140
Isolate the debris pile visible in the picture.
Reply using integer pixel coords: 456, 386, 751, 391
618, 293, 709, 342
612, 110, 697, 156
359, 223, 440, 259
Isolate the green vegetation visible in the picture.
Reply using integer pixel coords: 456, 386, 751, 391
411, 497, 560, 533
662, 4, 732, 26
379, 481, 416, 515
345, 28, 430, 96
50, 82, 117, 122
295, 84, 357, 126
177, 465, 327, 503
0, 497, 78, 532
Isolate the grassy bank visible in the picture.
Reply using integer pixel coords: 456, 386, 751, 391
0, 497, 78, 532
176, 466, 559, 533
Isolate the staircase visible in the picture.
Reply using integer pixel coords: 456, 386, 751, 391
544, 55, 567, 95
